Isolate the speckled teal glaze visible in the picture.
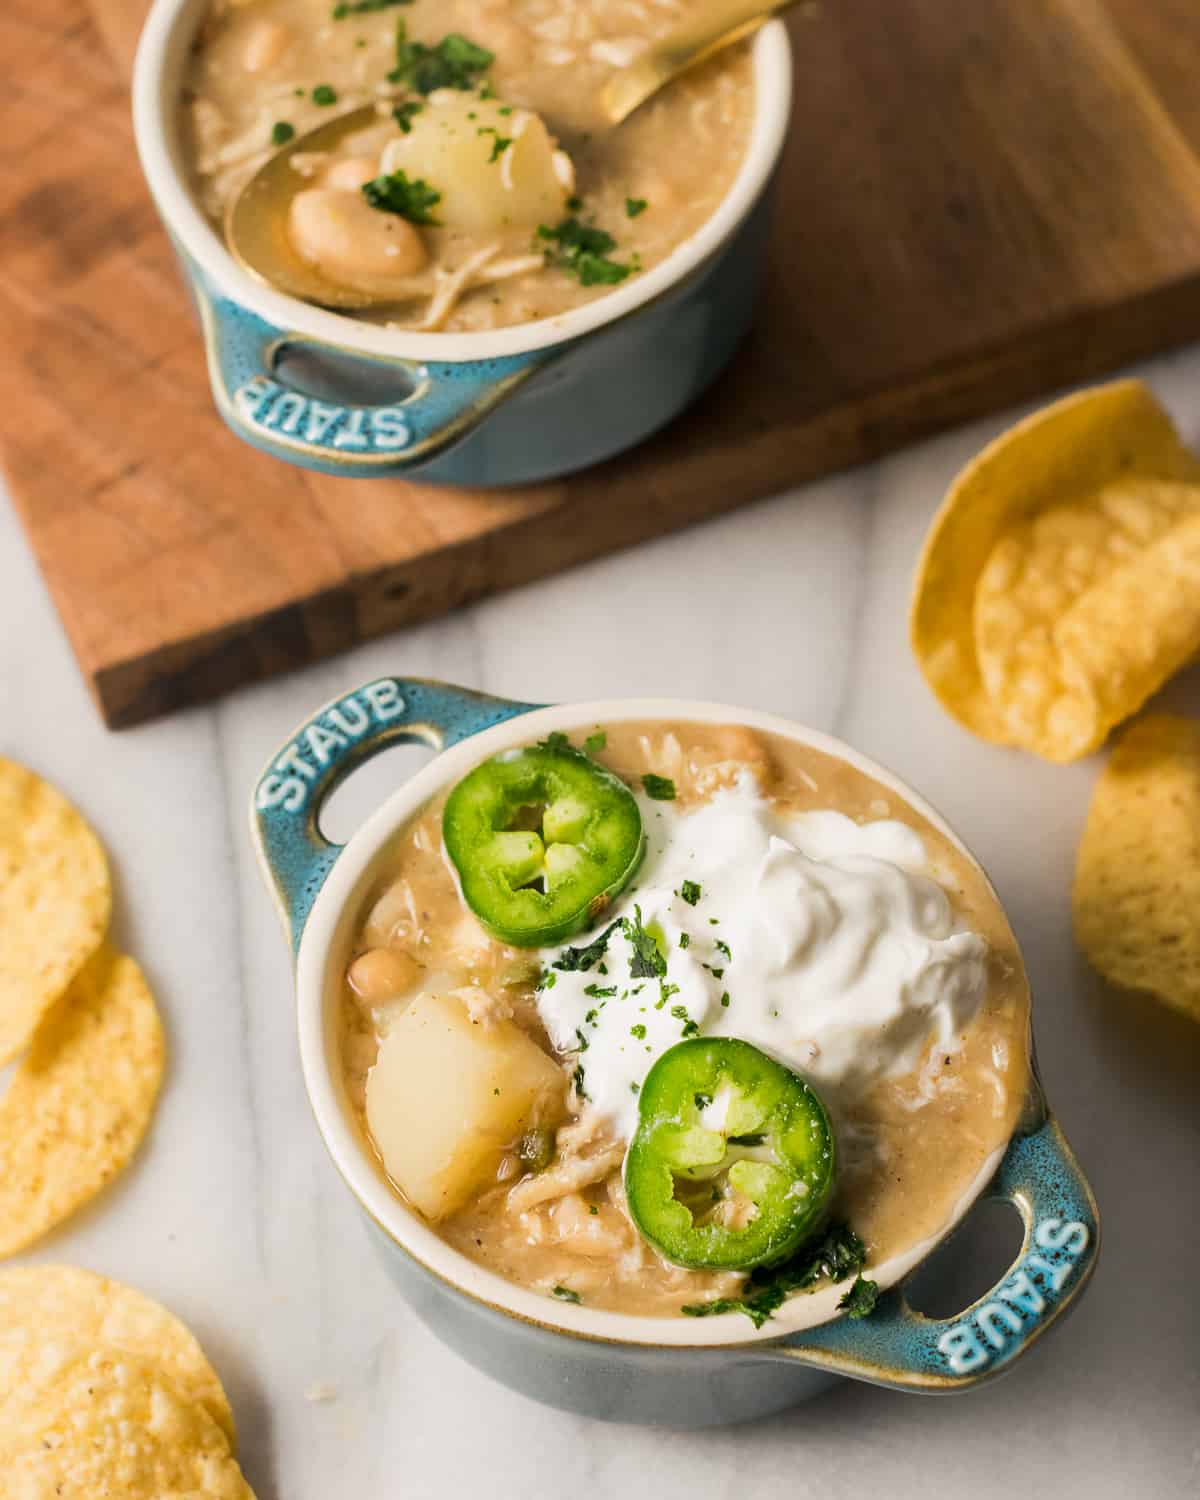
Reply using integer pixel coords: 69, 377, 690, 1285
251, 678, 1100, 1423
186, 193, 769, 484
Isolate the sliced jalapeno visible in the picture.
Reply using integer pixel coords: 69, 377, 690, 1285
443, 741, 644, 948
625, 1038, 835, 1271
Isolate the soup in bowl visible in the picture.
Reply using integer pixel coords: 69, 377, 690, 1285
133, 1, 790, 480
252, 679, 1099, 1424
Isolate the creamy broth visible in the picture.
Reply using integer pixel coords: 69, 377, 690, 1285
183, 0, 754, 331
340, 723, 1031, 1319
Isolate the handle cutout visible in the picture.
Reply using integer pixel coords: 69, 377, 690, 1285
271, 341, 420, 407
318, 738, 439, 846
904, 1198, 1025, 1321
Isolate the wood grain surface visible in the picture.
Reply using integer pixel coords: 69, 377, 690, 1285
4, 0, 1200, 727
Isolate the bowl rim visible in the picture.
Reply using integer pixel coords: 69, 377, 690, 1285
284, 697, 1026, 1349
132, 3, 792, 363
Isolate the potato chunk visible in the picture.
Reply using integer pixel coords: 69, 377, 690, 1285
365, 990, 565, 1220
378, 93, 572, 233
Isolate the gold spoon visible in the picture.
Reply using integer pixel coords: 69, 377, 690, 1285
226, 0, 803, 310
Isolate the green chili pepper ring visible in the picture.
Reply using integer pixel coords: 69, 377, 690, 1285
443, 742, 645, 947
625, 1038, 836, 1272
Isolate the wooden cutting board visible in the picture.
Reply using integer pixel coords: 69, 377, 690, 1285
4, 0, 1200, 727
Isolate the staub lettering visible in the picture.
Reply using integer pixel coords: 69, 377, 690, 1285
256, 681, 407, 813
936, 1217, 1090, 1375
235, 377, 412, 451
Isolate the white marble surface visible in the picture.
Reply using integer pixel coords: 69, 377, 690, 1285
3, 349, 1200, 1499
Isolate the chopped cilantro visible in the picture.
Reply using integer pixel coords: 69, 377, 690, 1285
659, 982, 680, 1009
625, 196, 648, 217
679, 880, 702, 906
538, 970, 557, 990
332, 0, 410, 15
720, 991, 730, 1008
630, 1081, 640, 1094
574, 1028, 589, 1052
571, 1062, 588, 1100
392, 99, 423, 132
641, 773, 676, 801
702, 964, 724, 980
584, 730, 607, 753
270, 121, 295, 146
589, 1204, 599, 1215
623, 907, 666, 979
583, 983, 617, 999
566, 194, 583, 211
552, 1285, 582, 1304
681, 1019, 700, 1038
681, 1224, 868, 1328
553, 921, 619, 973
539, 731, 570, 751
537, 217, 633, 286
669, 1004, 689, 1021
630, 1023, 647, 1040
679, 933, 690, 949
838, 1276, 880, 1320
362, 170, 440, 223
714, 939, 732, 960
477, 125, 512, 161
694, 1091, 713, 1109
389, 23, 494, 94
312, 83, 338, 105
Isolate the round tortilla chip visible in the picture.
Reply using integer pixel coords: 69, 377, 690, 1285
0, 757, 111, 1066
910, 380, 1200, 758
1073, 715, 1200, 1021
0, 1337, 253, 1498
0, 1266, 234, 1448
0, 945, 165, 1257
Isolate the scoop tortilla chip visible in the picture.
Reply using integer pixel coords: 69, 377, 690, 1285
911, 380, 1200, 760
0, 758, 111, 1065
0, 1338, 253, 1498
0, 945, 165, 1257
0, 1267, 234, 1447
1073, 715, 1200, 1020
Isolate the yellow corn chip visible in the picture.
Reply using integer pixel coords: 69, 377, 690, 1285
0, 1266, 234, 1447
911, 380, 1200, 760
1073, 715, 1200, 1021
0, 945, 165, 1257
0, 1338, 253, 1498
0, 758, 112, 1065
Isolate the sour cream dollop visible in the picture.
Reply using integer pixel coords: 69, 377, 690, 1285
536, 778, 988, 1138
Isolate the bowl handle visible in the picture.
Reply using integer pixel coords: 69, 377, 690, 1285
250, 676, 541, 950
770, 1110, 1099, 1391
194, 283, 550, 477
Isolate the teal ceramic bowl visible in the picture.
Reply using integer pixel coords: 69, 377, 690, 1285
251, 678, 1100, 1425
132, 5, 791, 484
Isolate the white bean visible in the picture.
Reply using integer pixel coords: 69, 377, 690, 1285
239, 19, 291, 74
289, 188, 429, 286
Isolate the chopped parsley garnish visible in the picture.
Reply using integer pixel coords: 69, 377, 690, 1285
641, 773, 676, 801
681, 1019, 700, 1037
312, 83, 338, 105
477, 125, 512, 161
624, 907, 666, 980
333, 0, 408, 14
584, 730, 607, 753
332, 0, 410, 15
714, 939, 732, 960
537, 217, 633, 286
539, 731, 570, 751
362, 170, 441, 223
681, 1224, 869, 1329
625, 196, 648, 218
630, 1023, 647, 1040
270, 121, 295, 146
679, 880, 702, 906
538, 970, 557, 990
658, 982, 680, 1010
553, 921, 619, 973
720, 991, 730, 1008
389, 23, 494, 94
584, 1008, 599, 1024
552, 1285, 582, 1304
583, 983, 617, 999
678, 933, 690, 950
392, 99, 423, 132
702, 964, 724, 980
574, 1028, 589, 1052
838, 1275, 880, 1320
571, 1062, 588, 1100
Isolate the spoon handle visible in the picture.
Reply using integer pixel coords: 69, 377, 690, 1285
600, 0, 801, 124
